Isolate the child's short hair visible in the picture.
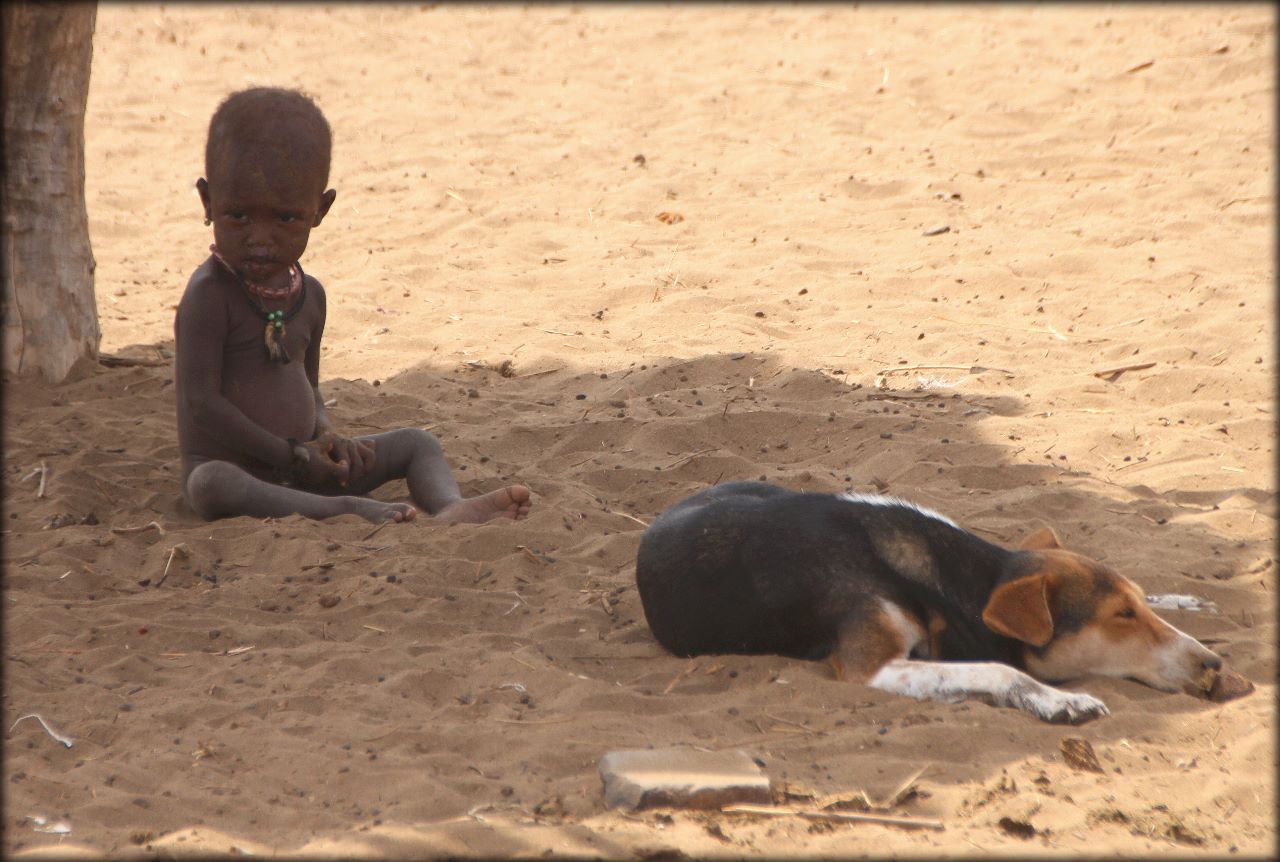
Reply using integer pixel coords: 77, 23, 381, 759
205, 87, 332, 188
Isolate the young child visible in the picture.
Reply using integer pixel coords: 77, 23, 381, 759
175, 87, 531, 525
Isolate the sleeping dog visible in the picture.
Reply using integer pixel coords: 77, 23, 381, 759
635, 481, 1224, 724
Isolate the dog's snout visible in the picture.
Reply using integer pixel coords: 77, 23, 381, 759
1202, 653, 1222, 673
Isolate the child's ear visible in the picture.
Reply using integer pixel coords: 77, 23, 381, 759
314, 188, 337, 226
196, 178, 212, 222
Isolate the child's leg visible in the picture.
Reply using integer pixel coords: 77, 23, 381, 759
345, 428, 532, 523
185, 460, 415, 524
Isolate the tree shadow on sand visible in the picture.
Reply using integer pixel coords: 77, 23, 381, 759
2, 349, 1273, 852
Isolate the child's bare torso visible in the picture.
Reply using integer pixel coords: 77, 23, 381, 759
175, 259, 325, 481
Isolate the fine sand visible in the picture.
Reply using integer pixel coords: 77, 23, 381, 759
4, 4, 1275, 857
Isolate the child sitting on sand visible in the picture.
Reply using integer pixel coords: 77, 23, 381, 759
175, 87, 531, 525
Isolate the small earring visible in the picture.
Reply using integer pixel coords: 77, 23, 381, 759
204, 217, 212, 226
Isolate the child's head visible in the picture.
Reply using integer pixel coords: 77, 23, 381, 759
197, 87, 336, 283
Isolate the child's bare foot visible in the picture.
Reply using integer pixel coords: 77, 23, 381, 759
350, 498, 417, 525
434, 485, 532, 524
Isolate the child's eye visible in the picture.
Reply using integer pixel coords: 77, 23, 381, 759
278, 213, 301, 224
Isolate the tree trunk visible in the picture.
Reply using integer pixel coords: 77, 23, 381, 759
2, 1, 99, 384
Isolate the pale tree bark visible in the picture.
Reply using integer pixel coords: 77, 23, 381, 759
2, 1, 99, 383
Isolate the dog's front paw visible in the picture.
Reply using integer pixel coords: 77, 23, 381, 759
1020, 687, 1110, 724
1048, 691, 1109, 725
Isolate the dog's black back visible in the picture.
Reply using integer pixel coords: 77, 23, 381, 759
635, 481, 1018, 663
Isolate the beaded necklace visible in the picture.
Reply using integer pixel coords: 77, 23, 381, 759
210, 245, 307, 364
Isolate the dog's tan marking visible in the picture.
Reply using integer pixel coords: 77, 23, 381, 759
925, 610, 947, 660
867, 528, 935, 586
831, 599, 923, 683
826, 653, 847, 681
982, 572, 1057, 646
1019, 527, 1063, 550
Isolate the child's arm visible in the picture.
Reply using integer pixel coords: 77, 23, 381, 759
304, 283, 376, 485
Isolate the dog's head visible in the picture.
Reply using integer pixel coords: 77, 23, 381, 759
983, 527, 1222, 696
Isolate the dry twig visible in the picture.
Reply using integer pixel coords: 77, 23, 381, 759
517, 545, 551, 565
155, 543, 190, 588
722, 803, 943, 831
866, 392, 936, 401
514, 367, 562, 379
9, 713, 74, 748
662, 660, 699, 694
880, 764, 930, 808
111, 521, 165, 536
878, 364, 1013, 378
99, 353, 169, 368
1093, 361, 1156, 382
764, 712, 813, 733
361, 521, 389, 542
612, 510, 649, 527
665, 447, 720, 469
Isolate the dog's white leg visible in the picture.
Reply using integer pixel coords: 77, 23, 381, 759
867, 659, 1109, 724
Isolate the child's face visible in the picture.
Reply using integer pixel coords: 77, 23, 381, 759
197, 153, 336, 285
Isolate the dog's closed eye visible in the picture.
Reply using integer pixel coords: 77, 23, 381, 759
1115, 607, 1136, 619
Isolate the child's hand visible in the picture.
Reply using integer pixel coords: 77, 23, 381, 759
300, 433, 350, 486
329, 436, 377, 486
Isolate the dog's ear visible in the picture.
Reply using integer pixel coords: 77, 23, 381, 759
1019, 527, 1063, 551
983, 574, 1054, 646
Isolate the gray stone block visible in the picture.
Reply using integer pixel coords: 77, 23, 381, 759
599, 748, 771, 811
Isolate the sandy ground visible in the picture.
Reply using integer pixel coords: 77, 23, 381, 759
3, 3, 1275, 858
